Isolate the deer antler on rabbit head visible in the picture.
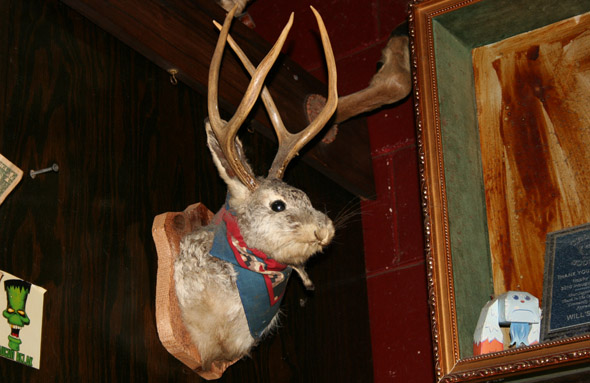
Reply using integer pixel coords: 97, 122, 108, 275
205, 5, 337, 275
207, 5, 338, 196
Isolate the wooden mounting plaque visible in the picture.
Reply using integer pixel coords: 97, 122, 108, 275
152, 203, 238, 380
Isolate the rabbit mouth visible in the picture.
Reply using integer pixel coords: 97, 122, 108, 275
314, 228, 333, 246
268, 234, 331, 265
284, 227, 334, 262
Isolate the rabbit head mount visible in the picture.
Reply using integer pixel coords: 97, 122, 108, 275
174, 5, 338, 371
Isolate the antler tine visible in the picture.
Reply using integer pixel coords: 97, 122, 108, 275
268, 6, 338, 179
207, 5, 237, 134
208, 5, 294, 190
214, 7, 337, 180
212, 20, 288, 142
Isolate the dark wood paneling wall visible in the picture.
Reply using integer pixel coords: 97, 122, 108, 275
0, 0, 372, 381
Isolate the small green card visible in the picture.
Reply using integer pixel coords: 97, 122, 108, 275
0, 271, 46, 369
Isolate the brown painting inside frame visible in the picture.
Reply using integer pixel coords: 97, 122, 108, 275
473, 13, 590, 305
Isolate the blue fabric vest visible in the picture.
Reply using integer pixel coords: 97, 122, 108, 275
209, 203, 292, 339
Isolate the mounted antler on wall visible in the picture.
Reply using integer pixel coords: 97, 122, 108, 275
335, 23, 411, 125
153, 5, 337, 379
307, 23, 412, 143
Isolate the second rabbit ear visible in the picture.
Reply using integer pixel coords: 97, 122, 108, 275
205, 119, 254, 200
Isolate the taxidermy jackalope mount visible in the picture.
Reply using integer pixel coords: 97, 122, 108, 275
153, 4, 337, 379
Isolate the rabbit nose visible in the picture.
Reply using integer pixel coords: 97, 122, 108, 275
314, 228, 332, 246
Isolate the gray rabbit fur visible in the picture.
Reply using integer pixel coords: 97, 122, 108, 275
174, 123, 335, 370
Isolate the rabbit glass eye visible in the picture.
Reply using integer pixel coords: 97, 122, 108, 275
271, 200, 286, 212
513, 295, 519, 300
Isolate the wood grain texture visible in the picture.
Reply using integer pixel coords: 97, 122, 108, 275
0, 0, 372, 381
473, 12, 590, 301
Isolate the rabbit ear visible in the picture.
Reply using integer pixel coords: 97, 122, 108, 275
205, 119, 254, 201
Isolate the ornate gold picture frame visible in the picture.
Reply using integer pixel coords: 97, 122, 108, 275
410, 0, 590, 380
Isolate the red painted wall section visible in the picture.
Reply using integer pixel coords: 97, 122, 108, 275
248, 1, 434, 381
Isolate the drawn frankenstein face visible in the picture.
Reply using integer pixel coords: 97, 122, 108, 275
3, 280, 31, 351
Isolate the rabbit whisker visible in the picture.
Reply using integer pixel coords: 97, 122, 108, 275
332, 198, 363, 230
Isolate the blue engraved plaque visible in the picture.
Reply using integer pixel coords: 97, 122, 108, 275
541, 223, 590, 341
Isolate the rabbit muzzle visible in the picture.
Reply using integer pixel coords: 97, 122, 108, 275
292, 212, 334, 261
315, 226, 333, 246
